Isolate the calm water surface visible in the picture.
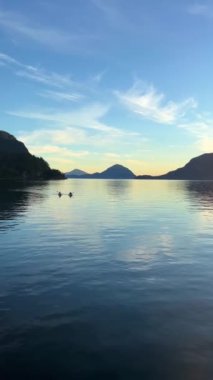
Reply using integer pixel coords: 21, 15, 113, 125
1, 179, 213, 379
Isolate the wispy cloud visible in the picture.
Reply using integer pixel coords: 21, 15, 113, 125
9, 102, 142, 143
179, 120, 208, 138
11, 110, 143, 150
17, 121, 145, 172
92, 0, 123, 26
16, 66, 74, 88
92, 0, 134, 32
8, 103, 118, 133
116, 83, 197, 125
89, 70, 106, 84
0, 51, 105, 94
188, 4, 213, 18
179, 117, 213, 152
0, 52, 19, 65
19, 122, 141, 150
199, 136, 213, 152
105, 152, 121, 158
19, 128, 87, 147
39, 90, 83, 102
23, 140, 90, 171
27, 144, 89, 158
0, 9, 97, 53
0, 51, 76, 88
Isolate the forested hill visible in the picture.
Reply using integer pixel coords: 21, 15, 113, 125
0, 131, 65, 180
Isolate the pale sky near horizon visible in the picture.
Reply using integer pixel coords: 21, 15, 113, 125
0, 0, 213, 175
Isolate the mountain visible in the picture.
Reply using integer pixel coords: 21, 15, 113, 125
97, 164, 135, 179
65, 169, 88, 178
0, 131, 65, 180
161, 153, 213, 180
0, 131, 29, 155
137, 153, 213, 180
82, 164, 136, 179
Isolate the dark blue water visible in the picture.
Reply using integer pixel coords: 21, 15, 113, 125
1, 179, 213, 379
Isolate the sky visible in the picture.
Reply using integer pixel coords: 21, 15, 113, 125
0, 0, 213, 175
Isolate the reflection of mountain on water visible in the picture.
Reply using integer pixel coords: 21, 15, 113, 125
106, 179, 131, 198
0, 181, 48, 231
185, 181, 213, 204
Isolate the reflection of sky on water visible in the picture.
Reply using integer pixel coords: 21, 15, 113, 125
122, 232, 175, 262
1, 180, 213, 378
0, 181, 209, 260
57, 181, 190, 262
1, 179, 213, 265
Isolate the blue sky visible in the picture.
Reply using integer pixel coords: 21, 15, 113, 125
0, 0, 213, 174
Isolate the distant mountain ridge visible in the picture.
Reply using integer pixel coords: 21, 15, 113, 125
137, 153, 213, 180
1, 130, 212, 180
0, 131, 65, 180
95, 164, 135, 179
65, 169, 88, 178
160, 153, 213, 180
67, 154, 213, 180
68, 164, 136, 179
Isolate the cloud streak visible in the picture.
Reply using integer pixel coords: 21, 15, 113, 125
0, 51, 77, 89
16, 66, 74, 88
0, 52, 19, 65
116, 83, 197, 125
91, 0, 136, 33
8, 103, 119, 133
39, 90, 83, 102
179, 117, 213, 153
0, 9, 97, 53
23, 140, 90, 171
28, 144, 89, 158
0, 51, 105, 96
188, 4, 213, 18
17, 121, 145, 172
92, 0, 124, 27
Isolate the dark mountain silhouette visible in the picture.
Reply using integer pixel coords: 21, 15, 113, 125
2, 131, 210, 181
81, 164, 136, 179
0, 131, 29, 155
0, 131, 65, 180
98, 164, 135, 179
160, 153, 213, 180
65, 169, 88, 178
137, 153, 213, 180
